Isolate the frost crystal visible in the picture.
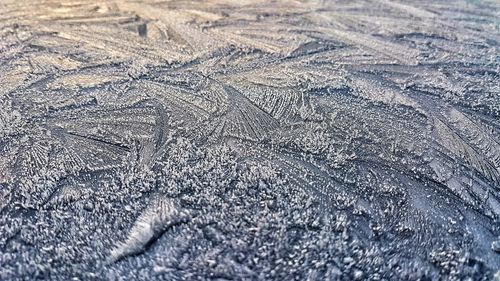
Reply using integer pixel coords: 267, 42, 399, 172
0, 0, 499, 280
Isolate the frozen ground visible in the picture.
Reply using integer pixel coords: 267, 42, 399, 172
0, 0, 499, 280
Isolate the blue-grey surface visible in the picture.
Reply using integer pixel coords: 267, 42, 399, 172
0, 0, 499, 280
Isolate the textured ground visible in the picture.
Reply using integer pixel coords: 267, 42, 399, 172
0, 0, 499, 280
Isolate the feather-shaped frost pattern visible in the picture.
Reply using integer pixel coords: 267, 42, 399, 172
110, 198, 190, 263
0, 0, 499, 279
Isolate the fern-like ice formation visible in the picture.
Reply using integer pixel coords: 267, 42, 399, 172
0, 0, 499, 280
